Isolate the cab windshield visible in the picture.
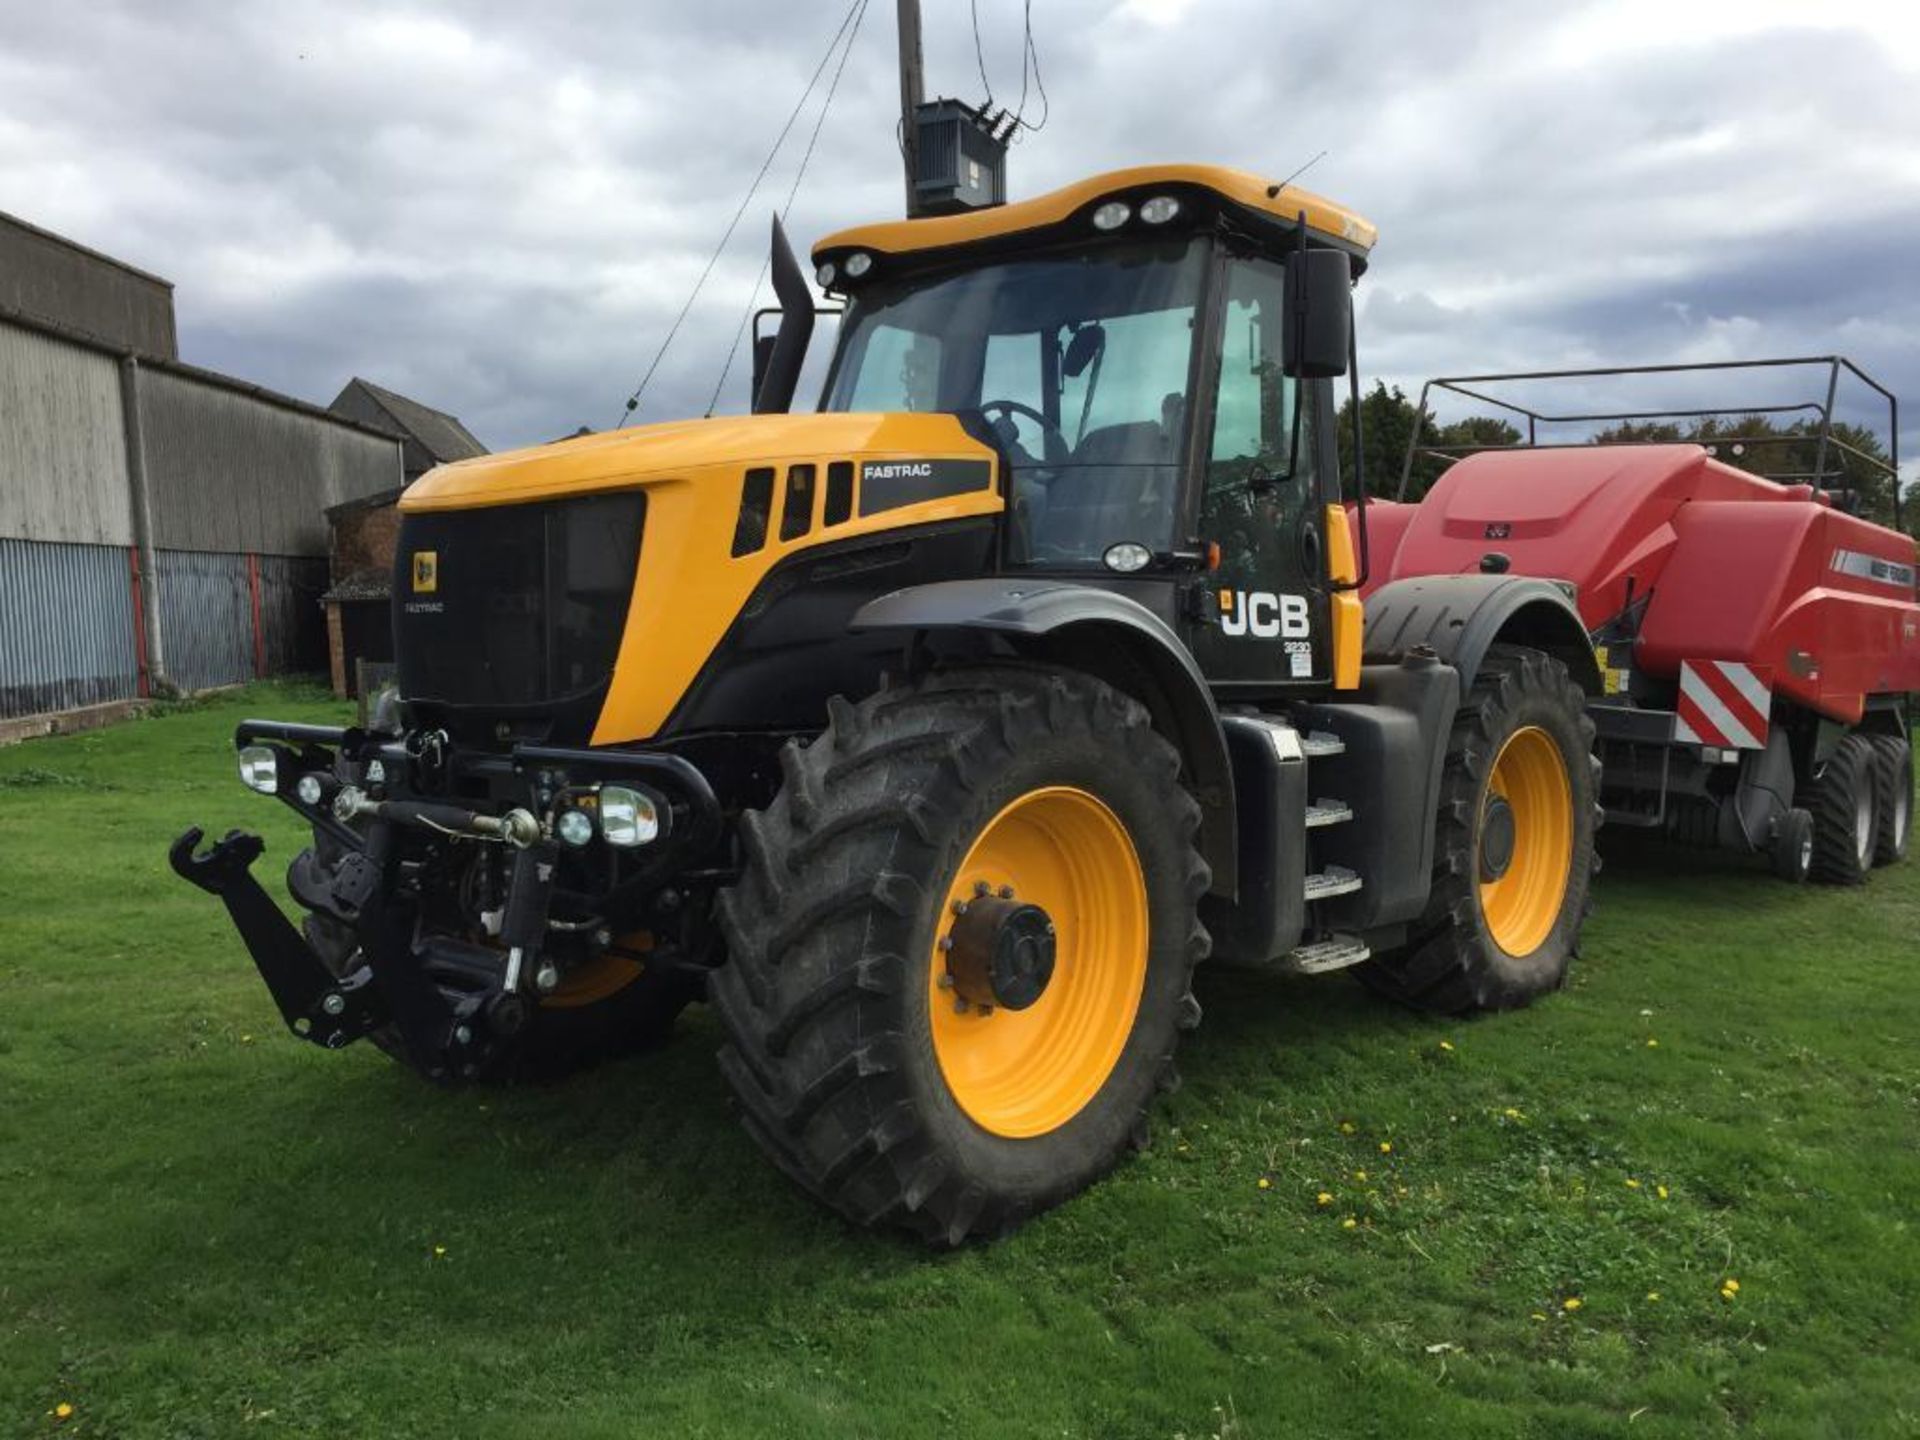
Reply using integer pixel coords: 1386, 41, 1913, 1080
822, 238, 1208, 567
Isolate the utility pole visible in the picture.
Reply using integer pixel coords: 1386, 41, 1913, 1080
896, 0, 924, 217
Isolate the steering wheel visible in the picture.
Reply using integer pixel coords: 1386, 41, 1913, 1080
980, 398, 1072, 468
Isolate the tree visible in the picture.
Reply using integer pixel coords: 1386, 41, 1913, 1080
1336, 382, 1521, 502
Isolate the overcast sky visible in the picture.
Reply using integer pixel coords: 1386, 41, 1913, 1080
3, 0, 1918, 471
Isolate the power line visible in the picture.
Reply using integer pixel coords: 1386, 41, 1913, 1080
706, 0, 869, 416
1012, 0, 1048, 136
611, 0, 864, 430
970, 0, 995, 108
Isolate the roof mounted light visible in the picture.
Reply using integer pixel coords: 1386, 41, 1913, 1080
814, 261, 837, 289
842, 250, 873, 278
1139, 194, 1181, 226
1090, 201, 1132, 232
1103, 542, 1153, 574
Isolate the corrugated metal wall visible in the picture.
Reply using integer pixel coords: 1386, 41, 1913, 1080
0, 211, 178, 358
0, 322, 133, 545
140, 367, 400, 557
0, 537, 138, 718
151, 550, 330, 695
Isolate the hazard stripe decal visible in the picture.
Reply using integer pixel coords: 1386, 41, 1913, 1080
1674, 660, 1772, 750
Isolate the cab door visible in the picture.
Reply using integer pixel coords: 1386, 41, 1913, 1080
1185, 254, 1334, 691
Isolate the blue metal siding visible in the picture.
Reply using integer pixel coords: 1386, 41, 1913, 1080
151, 549, 329, 694
0, 537, 138, 719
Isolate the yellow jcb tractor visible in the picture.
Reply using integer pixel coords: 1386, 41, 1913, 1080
173, 164, 1602, 1244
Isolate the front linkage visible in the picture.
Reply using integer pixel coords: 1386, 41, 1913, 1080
172, 720, 721, 1079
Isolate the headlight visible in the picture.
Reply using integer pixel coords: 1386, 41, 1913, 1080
599, 786, 660, 847
1091, 201, 1131, 231
295, 773, 325, 807
1139, 194, 1181, 225
843, 250, 873, 278
555, 809, 596, 848
238, 745, 277, 795
1103, 542, 1153, 573
814, 260, 837, 288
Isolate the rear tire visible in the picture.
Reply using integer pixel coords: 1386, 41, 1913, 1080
1809, 733, 1880, 885
710, 667, 1209, 1246
1358, 644, 1599, 1013
1867, 733, 1912, 867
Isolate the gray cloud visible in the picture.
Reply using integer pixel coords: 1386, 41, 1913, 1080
2, 0, 1916, 473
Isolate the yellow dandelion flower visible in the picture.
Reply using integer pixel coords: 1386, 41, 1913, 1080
1316, 1191, 1333, 1206
1656, 1184, 1669, 1200
1339, 1120, 1356, 1135
433, 1244, 447, 1257
1439, 1040, 1455, 1052
1719, 1288, 1736, 1302
1722, 1278, 1739, 1293
1646, 1038, 1659, 1048
1529, 1311, 1549, 1322
1379, 1141, 1393, 1155
1625, 1177, 1642, 1189
1354, 1169, 1368, 1182
1257, 1177, 1272, 1190
1645, 1291, 1661, 1303
1503, 1107, 1523, 1120
1563, 1297, 1583, 1312
1341, 1217, 1358, 1230
240, 1034, 254, 1044
54, 1403, 74, 1420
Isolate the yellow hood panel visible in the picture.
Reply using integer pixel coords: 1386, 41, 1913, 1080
402, 411, 987, 512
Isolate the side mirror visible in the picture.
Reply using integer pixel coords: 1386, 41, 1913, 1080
1282, 249, 1352, 380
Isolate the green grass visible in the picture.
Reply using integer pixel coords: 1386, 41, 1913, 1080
2, 683, 1916, 1439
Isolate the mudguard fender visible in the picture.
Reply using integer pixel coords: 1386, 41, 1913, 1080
852, 580, 1237, 897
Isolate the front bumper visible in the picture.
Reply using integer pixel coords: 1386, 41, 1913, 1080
171, 719, 723, 1077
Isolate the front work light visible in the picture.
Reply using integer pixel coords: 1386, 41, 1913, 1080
842, 250, 874, 278
239, 746, 278, 795
555, 809, 596, 848
599, 786, 660, 848
1139, 194, 1181, 225
1091, 201, 1131, 232
295, 773, 325, 807
815, 261, 837, 289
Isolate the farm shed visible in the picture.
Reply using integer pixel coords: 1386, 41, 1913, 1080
0, 209, 404, 728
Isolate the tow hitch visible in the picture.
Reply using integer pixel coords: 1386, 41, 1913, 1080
169, 827, 386, 1050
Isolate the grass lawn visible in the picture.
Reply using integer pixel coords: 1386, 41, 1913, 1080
2, 682, 1916, 1439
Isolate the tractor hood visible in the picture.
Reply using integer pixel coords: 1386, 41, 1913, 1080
402, 411, 993, 511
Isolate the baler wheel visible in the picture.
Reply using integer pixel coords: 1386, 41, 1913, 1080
1866, 734, 1912, 867
1769, 808, 1815, 883
1357, 644, 1599, 1013
710, 667, 1209, 1246
1808, 733, 1880, 885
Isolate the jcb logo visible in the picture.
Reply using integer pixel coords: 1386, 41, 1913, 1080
1218, 589, 1310, 639
411, 551, 438, 594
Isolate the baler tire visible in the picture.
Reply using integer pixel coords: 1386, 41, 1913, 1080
1769, 808, 1815, 884
1357, 644, 1599, 1014
1809, 733, 1880, 885
1867, 734, 1912, 867
710, 666, 1210, 1247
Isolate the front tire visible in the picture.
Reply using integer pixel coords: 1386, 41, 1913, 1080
1358, 644, 1599, 1013
710, 667, 1210, 1246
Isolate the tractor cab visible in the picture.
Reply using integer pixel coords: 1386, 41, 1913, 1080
806, 164, 1376, 693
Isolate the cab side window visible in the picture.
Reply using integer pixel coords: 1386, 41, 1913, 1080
1201, 258, 1312, 588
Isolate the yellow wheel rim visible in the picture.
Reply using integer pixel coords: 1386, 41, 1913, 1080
1478, 726, 1574, 957
928, 787, 1149, 1139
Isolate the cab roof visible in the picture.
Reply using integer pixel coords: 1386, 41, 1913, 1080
813, 163, 1378, 273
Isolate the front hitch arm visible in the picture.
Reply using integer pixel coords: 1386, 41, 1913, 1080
169, 827, 387, 1050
